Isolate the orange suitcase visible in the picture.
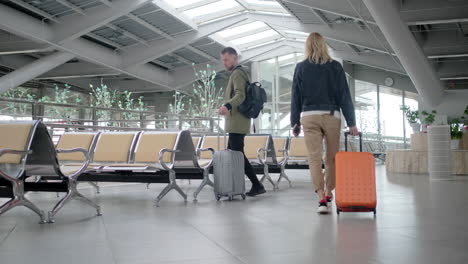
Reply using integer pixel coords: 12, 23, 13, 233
335, 132, 376, 215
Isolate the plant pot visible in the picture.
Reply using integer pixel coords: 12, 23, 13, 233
451, 139, 460, 150
410, 123, 421, 133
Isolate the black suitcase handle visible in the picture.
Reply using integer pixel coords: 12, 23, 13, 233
344, 132, 363, 152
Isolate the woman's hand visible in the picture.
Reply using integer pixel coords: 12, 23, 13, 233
292, 125, 301, 137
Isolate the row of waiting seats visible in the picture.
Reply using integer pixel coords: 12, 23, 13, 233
0, 120, 317, 223
0, 121, 100, 224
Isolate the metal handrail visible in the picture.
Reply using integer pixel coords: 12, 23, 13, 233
1, 97, 219, 131
1, 97, 187, 116
48, 118, 215, 123
258, 128, 406, 142
45, 123, 178, 132
0, 114, 215, 124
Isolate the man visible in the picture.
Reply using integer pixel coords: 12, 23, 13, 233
218, 47, 266, 197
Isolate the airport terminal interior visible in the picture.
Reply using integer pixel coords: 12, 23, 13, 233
0, 0, 468, 263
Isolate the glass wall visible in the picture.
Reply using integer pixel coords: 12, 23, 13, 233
380, 86, 405, 138
258, 56, 275, 134
258, 52, 303, 136
355, 80, 379, 136
355, 81, 419, 148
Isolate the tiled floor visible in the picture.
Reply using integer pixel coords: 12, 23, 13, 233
1, 165, 468, 264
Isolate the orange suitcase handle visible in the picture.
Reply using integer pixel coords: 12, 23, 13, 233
344, 132, 363, 152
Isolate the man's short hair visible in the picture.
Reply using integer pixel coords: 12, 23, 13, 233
221, 47, 238, 56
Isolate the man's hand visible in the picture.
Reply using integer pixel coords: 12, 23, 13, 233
218, 106, 229, 116
349, 126, 359, 136
292, 125, 301, 137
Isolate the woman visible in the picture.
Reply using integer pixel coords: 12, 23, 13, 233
290, 32, 359, 214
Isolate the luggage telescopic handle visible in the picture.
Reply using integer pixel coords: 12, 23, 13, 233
217, 116, 227, 151
344, 131, 363, 152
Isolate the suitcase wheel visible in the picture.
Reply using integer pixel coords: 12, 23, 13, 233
228, 196, 233, 201
241, 194, 246, 200
215, 194, 221, 201
336, 209, 340, 215
373, 209, 377, 215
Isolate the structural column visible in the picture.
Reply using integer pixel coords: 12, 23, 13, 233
0, 51, 74, 94
362, 0, 445, 107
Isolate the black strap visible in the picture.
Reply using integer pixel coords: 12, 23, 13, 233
233, 65, 250, 84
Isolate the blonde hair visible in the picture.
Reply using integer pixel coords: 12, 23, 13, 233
305, 32, 332, 64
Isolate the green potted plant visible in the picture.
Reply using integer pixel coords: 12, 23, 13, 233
38, 84, 79, 123
449, 118, 463, 150
2, 87, 36, 115
401, 106, 420, 133
421, 110, 437, 132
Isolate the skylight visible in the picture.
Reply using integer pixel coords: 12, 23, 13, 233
267, 53, 296, 63
245, 0, 282, 7
283, 30, 309, 38
159, 0, 296, 57
168, 0, 205, 8
217, 21, 266, 38
162, 0, 288, 24
183, 0, 241, 18
230, 29, 279, 45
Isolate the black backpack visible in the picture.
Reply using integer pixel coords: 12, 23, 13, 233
233, 67, 267, 119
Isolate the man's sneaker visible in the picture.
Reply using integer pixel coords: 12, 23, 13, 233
246, 184, 266, 197
326, 196, 333, 207
317, 200, 329, 214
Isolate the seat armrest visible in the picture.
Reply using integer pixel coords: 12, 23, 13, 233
256, 148, 270, 165
277, 149, 289, 166
196, 148, 215, 156
159, 149, 180, 170
56, 147, 90, 179
0, 149, 32, 182
196, 148, 215, 169
0, 149, 32, 157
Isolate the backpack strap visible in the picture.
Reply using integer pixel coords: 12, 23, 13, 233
233, 65, 250, 84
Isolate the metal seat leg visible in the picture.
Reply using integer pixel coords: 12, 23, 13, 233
48, 179, 101, 223
193, 170, 214, 201
173, 184, 187, 201
48, 192, 73, 223
88, 182, 100, 194
0, 181, 46, 224
75, 193, 101, 216
260, 165, 277, 190
155, 184, 172, 207
276, 167, 292, 188
155, 171, 187, 207
0, 199, 43, 223
21, 197, 47, 224
0, 198, 20, 216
